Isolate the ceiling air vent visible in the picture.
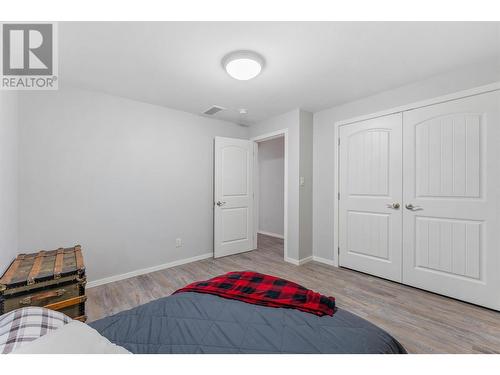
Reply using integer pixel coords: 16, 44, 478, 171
203, 105, 225, 115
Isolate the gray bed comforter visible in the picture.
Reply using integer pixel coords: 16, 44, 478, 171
90, 292, 406, 354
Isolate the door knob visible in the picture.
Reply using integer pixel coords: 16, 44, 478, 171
386, 202, 400, 209
405, 203, 423, 211
216, 201, 226, 207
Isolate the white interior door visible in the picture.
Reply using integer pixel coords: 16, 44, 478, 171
214, 137, 255, 258
402, 91, 500, 310
339, 113, 403, 282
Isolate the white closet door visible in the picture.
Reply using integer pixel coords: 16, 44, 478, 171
339, 113, 403, 282
402, 91, 500, 310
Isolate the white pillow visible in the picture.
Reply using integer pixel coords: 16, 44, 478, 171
11, 320, 130, 354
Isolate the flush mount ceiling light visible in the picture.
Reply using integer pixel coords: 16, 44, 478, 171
222, 50, 265, 81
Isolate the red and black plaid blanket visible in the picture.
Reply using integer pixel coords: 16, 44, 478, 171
174, 271, 336, 316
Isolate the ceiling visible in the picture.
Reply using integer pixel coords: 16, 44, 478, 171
59, 22, 500, 125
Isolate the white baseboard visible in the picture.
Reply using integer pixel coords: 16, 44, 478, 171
87, 252, 335, 289
87, 252, 213, 288
298, 256, 313, 265
257, 230, 284, 240
284, 255, 313, 266
312, 256, 336, 266
284, 256, 299, 265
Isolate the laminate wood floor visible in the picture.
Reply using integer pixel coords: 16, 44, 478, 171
86, 234, 500, 354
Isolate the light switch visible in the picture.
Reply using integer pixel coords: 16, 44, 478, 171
299, 177, 305, 186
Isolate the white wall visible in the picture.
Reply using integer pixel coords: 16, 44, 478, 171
17, 87, 248, 282
313, 59, 500, 264
0, 92, 19, 275
258, 137, 284, 237
299, 110, 313, 260
250, 109, 313, 262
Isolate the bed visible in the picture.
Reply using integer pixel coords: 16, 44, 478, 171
89, 291, 406, 354
2, 272, 406, 354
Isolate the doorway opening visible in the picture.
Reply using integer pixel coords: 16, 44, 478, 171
252, 130, 288, 261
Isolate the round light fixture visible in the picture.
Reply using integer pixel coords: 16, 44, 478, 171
222, 50, 265, 81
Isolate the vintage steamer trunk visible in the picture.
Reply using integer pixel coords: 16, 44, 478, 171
0, 245, 86, 322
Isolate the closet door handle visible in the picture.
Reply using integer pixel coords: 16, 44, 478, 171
405, 203, 423, 211
386, 202, 400, 209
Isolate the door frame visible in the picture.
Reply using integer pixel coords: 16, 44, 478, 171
333, 82, 500, 269
251, 129, 289, 261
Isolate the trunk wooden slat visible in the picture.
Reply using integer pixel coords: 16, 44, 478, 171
0, 245, 86, 322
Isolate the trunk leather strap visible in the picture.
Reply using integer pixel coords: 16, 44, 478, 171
44, 295, 87, 311
19, 288, 67, 305
27, 251, 45, 285
53, 248, 64, 278
74, 245, 84, 271
0, 254, 25, 285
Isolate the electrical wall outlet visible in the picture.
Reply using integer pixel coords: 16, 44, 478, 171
175, 238, 182, 248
